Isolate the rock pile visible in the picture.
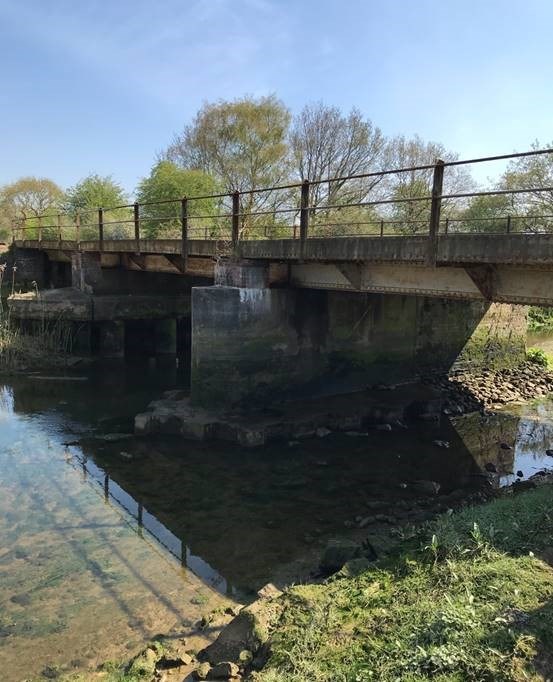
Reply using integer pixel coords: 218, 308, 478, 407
424, 361, 553, 414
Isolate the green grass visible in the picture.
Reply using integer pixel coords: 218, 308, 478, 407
256, 487, 553, 682
528, 307, 553, 333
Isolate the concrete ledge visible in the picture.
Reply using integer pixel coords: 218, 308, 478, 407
8, 288, 191, 321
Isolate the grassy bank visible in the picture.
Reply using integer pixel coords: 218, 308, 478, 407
255, 485, 553, 682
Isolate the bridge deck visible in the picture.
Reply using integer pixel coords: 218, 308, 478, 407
13, 232, 553, 266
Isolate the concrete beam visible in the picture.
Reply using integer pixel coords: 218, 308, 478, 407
290, 262, 553, 306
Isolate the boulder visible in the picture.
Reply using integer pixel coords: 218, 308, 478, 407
210, 661, 240, 678
201, 598, 283, 666
320, 539, 360, 573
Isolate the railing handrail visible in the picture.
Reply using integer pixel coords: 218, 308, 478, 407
9, 147, 553, 225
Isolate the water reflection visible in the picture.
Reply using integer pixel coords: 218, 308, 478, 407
0, 364, 552, 679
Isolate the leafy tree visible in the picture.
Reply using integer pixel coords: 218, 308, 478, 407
63, 174, 128, 238
0, 177, 63, 239
164, 95, 291, 236
290, 103, 386, 212
385, 136, 474, 234
501, 140, 553, 231
458, 194, 514, 233
136, 161, 219, 238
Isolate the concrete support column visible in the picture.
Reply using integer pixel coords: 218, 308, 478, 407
71, 252, 102, 293
98, 320, 125, 358
154, 318, 177, 355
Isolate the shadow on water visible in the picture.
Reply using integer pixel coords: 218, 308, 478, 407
1, 359, 553, 678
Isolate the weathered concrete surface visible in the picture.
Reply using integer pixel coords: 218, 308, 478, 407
15, 232, 553, 266
135, 386, 443, 447
290, 262, 553, 306
191, 286, 526, 409
8, 288, 190, 321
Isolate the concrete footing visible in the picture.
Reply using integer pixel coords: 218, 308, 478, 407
134, 386, 443, 448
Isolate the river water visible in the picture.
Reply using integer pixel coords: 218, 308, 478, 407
1, 360, 553, 680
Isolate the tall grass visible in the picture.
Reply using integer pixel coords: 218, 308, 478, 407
0, 264, 74, 371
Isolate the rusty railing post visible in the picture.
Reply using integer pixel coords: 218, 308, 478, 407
506, 214, 512, 234
38, 215, 43, 246
380, 219, 384, 237
232, 190, 240, 248
427, 159, 444, 266
75, 213, 81, 247
300, 179, 310, 258
444, 217, 449, 235
57, 214, 62, 249
98, 207, 104, 251
134, 202, 140, 254
180, 197, 188, 268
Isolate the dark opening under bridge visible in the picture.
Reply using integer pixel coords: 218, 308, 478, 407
6, 148, 553, 418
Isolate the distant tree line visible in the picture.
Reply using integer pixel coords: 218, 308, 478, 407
2, 96, 552, 240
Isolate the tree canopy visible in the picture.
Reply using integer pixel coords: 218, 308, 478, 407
0, 177, 63, 240
135, 161, 219, 238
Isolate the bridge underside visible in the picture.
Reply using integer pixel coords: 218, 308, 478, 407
291, 263, 553, 306
12, 234, 553, 306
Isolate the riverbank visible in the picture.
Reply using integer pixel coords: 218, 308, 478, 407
60, 474, 553, 682
249, 477, 553, 682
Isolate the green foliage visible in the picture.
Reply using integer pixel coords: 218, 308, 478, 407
63, 174, 129, 239
528, 306, 553, 332
459, 194, 514, 233
258, 486, 553, 682
135, 161, 219, 238
527, 347, 549, 367
0, 176, 63, 240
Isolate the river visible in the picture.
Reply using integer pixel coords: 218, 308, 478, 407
1, 359, 553, 680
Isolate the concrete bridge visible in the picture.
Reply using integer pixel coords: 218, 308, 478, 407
6, 149, 553, 412
12, 231, 553, 305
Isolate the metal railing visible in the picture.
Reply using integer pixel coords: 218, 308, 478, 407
9, 148, 553, 266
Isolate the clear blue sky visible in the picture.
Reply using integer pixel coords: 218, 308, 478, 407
1, 0, 552, 194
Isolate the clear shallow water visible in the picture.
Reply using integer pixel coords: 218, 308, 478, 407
1, 361, 553, 680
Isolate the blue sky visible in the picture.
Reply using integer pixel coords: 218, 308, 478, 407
1, 0, 552, 194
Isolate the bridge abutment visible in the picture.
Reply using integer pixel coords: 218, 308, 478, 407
191, 261, 527, 409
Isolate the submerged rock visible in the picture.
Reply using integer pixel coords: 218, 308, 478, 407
210, 661, 240, 678
320, 539, 360, 573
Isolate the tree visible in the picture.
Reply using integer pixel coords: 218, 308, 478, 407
0, 177, 63, 239
459, 194, 514, 233
63, 174, 128, 238
384, 136, 474, 234
135, 161, 219, 238
290, 103, 386, 212
164, 95, 291, 235
501, 140, 553, 231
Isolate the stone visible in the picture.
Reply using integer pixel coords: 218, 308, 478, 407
320, 539, 360, 573
432, 440, 450, 448
411, 480, 441, 496
316, 427, 332, 437
195, 662, 212, 679
210, 661, 240, 678
201, 598, 283, 666
375, 423, 392, 431
517, 470, 524, 477
119, 451, 133, 460
128, 646, 161, 677
100, 433, 133, 442
257, 583, 283, 600
546, 449, 553, 457
358, 516, 374, 528
500, 442, 513, 450
337, 557, 372, 577
484, 462, 497, 473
